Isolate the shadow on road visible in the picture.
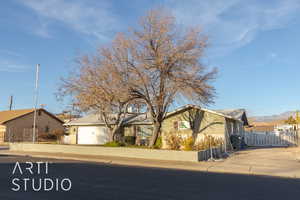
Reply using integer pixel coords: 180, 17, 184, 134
0, 156, 299, 200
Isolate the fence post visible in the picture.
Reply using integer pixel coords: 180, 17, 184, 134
255, 134, 257, 146
279, 133, 282, 146
8, 128, 11, 143
208, 136, 214, 161
36, 128, 38, 143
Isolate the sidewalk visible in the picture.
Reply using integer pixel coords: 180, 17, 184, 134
1, 147, 300, 178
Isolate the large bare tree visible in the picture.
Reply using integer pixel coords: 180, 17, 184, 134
60, 9, 216, 146
59, 55, 132, 142
99, 10, 217, 146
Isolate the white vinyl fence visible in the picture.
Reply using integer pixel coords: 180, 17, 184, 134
243, 131, 298, 147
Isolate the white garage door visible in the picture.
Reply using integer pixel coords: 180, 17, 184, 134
77, 126, 109, 145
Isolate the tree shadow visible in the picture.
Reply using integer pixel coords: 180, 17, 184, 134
0, 159, 299, 200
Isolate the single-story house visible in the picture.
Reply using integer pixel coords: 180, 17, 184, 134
64, 112, 153, 145
0, 108, 64, 143
64, 104, 248, 148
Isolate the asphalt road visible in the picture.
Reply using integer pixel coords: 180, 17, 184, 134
0, 154, 299, 200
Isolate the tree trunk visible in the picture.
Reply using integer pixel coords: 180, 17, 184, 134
149, 122, 161, 147
108, 128, 114, 142
108, 125, 121, 142
112, 125, 121, 142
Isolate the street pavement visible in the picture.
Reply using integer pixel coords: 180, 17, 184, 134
0, 154, 300, 200
3, 146, 300, 178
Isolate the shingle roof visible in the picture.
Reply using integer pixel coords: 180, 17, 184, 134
215, 109, 249, 126
66, 104, 246, 126
0, 108, 64, 124
65, 113, 153, 126
0, 109, 34, 124
64, 113, 106, 125
123, 113, 153, 124
166, 104, 243, 122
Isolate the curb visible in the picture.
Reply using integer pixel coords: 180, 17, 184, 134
1, 151, 210, 172
2, 151, 300, 179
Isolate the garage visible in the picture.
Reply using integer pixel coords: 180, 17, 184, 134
77, 126, 109, 145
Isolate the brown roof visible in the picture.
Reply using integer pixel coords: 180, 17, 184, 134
0, 109, 35, 124
0, 109, 64, 124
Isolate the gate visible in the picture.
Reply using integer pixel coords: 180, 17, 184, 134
243, 131, 298, 147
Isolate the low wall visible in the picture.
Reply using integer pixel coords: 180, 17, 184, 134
10, 143, 203, 162
198, 147, 224, 161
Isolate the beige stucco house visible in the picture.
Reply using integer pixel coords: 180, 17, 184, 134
64, 104, 248, 148
0, 108, 64, 143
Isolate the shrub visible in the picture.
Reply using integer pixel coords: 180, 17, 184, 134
194, 135, 224, 151
154, 136, 162, 149
124, 136, 136, 145
39, 133, 57, 141
103, 141, 124, 147
182, 136, 194, 151
165, 133, 183, 150
39, 129, 65, 142
52, 129, 65, 139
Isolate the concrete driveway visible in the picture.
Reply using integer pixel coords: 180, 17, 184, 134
210, 147, 300, 177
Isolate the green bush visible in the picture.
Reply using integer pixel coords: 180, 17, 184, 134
103, 141, 124, 147
154, 136, 162, 149
124, 136, 136, 145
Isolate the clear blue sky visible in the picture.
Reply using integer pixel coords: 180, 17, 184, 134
0, 0, 300, 116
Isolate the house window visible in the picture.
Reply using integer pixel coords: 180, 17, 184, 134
178, 121, 190, 130
45, 126, 49, 133
174, 121, 190, 130
38, 110, 42, 116
136, 126, 153, 139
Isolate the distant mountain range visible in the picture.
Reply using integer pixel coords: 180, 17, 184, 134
249, 111, 296, 123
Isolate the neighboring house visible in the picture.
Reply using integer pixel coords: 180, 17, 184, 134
64, 113, 153, 145
274, 124, 297, 135
64, 104, 248, 147
0, 108, 64, 143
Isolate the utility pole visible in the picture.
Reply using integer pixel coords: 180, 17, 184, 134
9, 95, 13, 110
33, 64, 40, 143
